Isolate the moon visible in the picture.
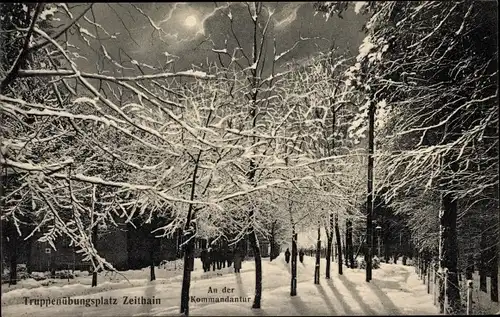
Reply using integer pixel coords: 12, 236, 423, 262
184, 15, 198, 28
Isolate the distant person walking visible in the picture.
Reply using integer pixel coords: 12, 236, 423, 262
299, 249, 304, 263
285, 248, 291, 263
233, 251, 242, 273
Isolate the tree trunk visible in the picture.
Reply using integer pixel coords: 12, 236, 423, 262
492, 239, 499, 302
326, 214, 333, 279
437, 261, 445, 313
180, 146, 203, 316
26, 239, 33, 274
180, 233, 194, 315
270, 222, 275, 262
344, 234, 349, 267
497, 102, 500, 304
291, 231, 297, 295
8, 225, 17, 286
365, 98, 375, 283
487, 217, 499, 302
335, 215, 343, 275
248, 229, 262, 309
326, 236, 332, 279
346, 219, 354, 268
150, 245, 156, 282
314, 225, 321, 284
479, 230, 487, 292
423, 253, 428, 281
150, 261, 156, 281
439, 191, 461, 313
176, 229, 183, 259
417, 253, 422, 278
419, 253, 424, 278
149, 232, 157, 281
91, 222, 98, 287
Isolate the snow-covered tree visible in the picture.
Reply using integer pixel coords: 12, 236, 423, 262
317, 0, 499, 310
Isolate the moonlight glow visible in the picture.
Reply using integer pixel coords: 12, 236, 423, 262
184, 15, 198, 28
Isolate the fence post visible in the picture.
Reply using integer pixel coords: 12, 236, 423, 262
466, 280, 473, 315
444, 268, 449, 315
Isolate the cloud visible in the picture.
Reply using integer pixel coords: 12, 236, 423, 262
274, 3, 304, 30
125, 3, 237, 64
133, 2, 233, 51
130, 2, 312, 57
98, 2, 366, 73
196, 2, 232, 36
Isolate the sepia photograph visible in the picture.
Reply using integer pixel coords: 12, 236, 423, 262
1, 1, 499, 316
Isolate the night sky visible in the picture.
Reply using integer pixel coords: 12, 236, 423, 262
71, 2, 367, 74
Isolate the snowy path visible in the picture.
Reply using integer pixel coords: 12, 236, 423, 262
2, 256, 437, 316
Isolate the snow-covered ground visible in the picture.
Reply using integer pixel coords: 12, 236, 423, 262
2, 255, 437, 316
1, 259, 185, 306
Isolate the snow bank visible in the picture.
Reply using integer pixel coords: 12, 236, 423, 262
2, 264, 185, 306
2, 255, 438, 316
2, 279, 147, 306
